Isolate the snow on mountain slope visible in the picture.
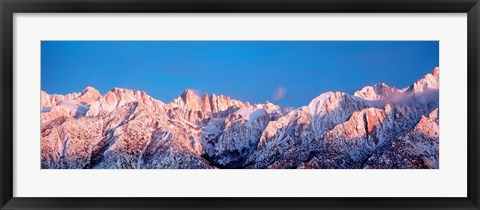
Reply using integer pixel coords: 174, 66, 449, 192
87, 87, 164, 117
364, 108, 439, 169
244, 109, 317, 169
41, 91, 65, 111
41, 67, 440, 169
354, 83, 403, 103
307, 91, 371, 138
75, 86, 102, 104
200, 105, 271, 168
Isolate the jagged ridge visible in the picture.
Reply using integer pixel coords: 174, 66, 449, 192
41, 67, 440, 169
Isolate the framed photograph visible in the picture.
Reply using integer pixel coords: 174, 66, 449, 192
1, 0, 479, 209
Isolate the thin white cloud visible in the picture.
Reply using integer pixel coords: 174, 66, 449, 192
273, 86, 287, 100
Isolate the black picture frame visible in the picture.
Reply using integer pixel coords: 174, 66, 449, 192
1, 0, 479, 209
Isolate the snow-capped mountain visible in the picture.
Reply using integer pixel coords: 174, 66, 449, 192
41, 67, 440, 169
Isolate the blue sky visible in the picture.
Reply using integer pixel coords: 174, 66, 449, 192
41, 41, 439, 108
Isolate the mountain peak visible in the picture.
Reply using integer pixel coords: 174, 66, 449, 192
374, 83, 389, 88
408, 67, 440, 94
309, 92, 335, 104
82, 86, 98, 93
75, 86, 101, 104
112, 87, 126, 92
181, 89, 199, 98
432, 67, 439, 77
354, 82, 400, 102
109, 87, 147, 98
169, 89, 202, 111
307, 91, 335, 114
180, 89, 201, 103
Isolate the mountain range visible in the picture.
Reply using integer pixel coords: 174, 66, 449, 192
41, 67, 439, 169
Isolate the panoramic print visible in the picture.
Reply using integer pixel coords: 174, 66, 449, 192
41, 41, 439, 169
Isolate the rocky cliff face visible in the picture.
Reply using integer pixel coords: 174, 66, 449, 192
41, 68, 440, 169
